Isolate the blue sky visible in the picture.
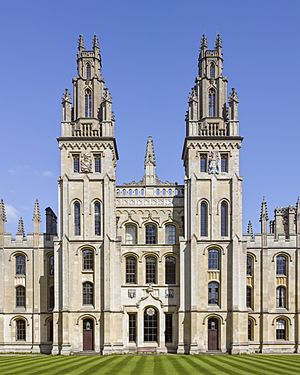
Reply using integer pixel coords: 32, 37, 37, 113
0, 0, 299, 234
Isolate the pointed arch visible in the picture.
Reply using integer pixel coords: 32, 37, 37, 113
85, 89, 92, 118
208, 88, 216, 117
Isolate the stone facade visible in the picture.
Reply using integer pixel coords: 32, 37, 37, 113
0, 34, 299, 355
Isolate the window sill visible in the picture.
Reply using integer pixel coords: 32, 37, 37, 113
82, 270, 94, 274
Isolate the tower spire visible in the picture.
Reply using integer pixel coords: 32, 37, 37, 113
0, 199, 6, 223
215, 33, 222, 52
260, 197, 268, 234
247, 220, 254, 238
78, 34, 84, 52
33, 199, 41, 222
144, 136, 156, 185
17, 217, 25, 238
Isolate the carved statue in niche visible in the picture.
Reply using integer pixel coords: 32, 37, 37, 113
208, 151, 220, 174
80, 153, 92, 173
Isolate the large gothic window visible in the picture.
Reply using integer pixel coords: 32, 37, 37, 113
126, 256, 137, 284
165, 256, 176, 284
74, 202, 81, 236
145, 224, 157, 244
146, 256, 157, 284
16, 319, 26, 341
82, 282, 93, 305
86, 63, 91, 80
208, 281, 219, 305
208, 249, 219, 270
125, 224, 137, 244
276, 286, 286, 308
208, 89, 216, 117
210, 63, 215, 79
144, 307, 158, 342
221, 201, 228, 237
16, 254, 26, 275
85, 89, 92, 118
200, 201, 208, 237
165, 224, 176, 244
16, 286, 26, 308
276, 255, 287, 276
94, 202, 101, 236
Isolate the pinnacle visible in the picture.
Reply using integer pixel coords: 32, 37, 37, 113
17, 217, 25, 237
201, 34, 207, 48
144, 136, 156, 168
0, 199, 6, 222
260, 196, 269, 222
33, 199, 41, 222
78, 34, 84, 50
93, 34, 99, 49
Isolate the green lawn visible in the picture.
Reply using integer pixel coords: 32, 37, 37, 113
0, 354, 300, 375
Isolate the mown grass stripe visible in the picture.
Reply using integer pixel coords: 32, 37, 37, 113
103, 355, 136, 375
30, 355, 94, 375
238, 354, 298, 373
231, 355, 292, 375
200, 355, 251, 375
169, 355, 194, 375
1, 356, 69, 375
128, 355, 145, 375
256, 355, 300, 367
78, 355, 121, 375
211, 355, 265, 375
251, 354, 300, 371
182, 354, 222, 375
0, 355, 63, 373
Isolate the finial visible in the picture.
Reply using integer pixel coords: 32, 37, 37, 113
62, 88, 72, 103
247, 220, 254, 238
144, 136, 156, 168
216, 34, 222, 49
260, 196, 269, 222
0, 199, 6, 222
229, 87, 239, 102
188, 87, 197, 102
93, 34, 99, 49
33, 199, 41, 222
78, 34, 84, 51
17, 217, 25, 238
201, 34, 207, 49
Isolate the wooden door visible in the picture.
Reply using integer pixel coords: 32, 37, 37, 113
83, 319, 94, 351
208, 318, 218, 351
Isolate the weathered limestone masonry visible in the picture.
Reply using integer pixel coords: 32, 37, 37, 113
0, 34, 299, 354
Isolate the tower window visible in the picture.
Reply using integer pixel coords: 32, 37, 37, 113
82, 282, 93, 305
49, 255, 54, 276
276, 286, 286, 308
85, 89, 92, 118
208, 249, 219, 270
86, 63, 91, 80
49, 285, 54, 310
125, 224, 137, 244
16, 286, 26, 308
94, 202, 101, 236
146, 256, 157, 284
126, 256, 137, 284
82, 249, 94, 271
208, 281, 219, 305
16, 255, 26, 275
220, 154, 228, 172
208, 89, 216, 117
165, 224, 176, 244
16, 320, 26, 341
165, 256, 176, 284
246, 286, 252, 308
276, 319, 287, 340
128, 313, 137, 342
247, 255, 253, 276
210, 63, 215, 79
200, 154, 207, 172
94, 155, 101, 173
221, 201, 228, 237
73, 154, 80, 173
200, 201, 208, 237
145, 224, 157, 244
276, 255, 287, 276
74, 201, 81, 236
248, 319, 254, 341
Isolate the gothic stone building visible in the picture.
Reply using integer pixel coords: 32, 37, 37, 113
0, 35, 299, 355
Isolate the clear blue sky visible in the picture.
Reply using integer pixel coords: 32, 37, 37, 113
0, 0, 299, 234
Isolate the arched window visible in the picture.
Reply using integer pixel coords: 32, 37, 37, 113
82, 249, 94, 271
126, 256, 137, 284
146, 257, 157, 284
276, 319, 287, 340
165, 256, 176, 284
16, 254, 26, 275
208, 89, 216, 117
145, 224, 157, 244
85, 89, 92, 118
86, 63, 91, 79
49, 255, 54, 276
210, 63, 215, 79
94, 202, 101, 236
16, 286, 26, 307
208, 281, 219, 305
48, 319, 53, 342
82, 282, 93, 305
200, 201, 208, 237
165, 224, 176, 244
208, 249, 219, 270
276, 255, 287, 276
74, 202, 81, 236
144, 307, 158, 342
276, 286, 286, 308
49, 286, 54, 310
16, 319, 26, 341
248, 319, 254, 341
125, 224, 137, 244
247, 255, 253, 276
246, 286, 252, 308
221, 201, 228, 237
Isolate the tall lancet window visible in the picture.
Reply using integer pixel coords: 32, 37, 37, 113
85, 89, 92, 118
221, 201, 228, 237
74, 201, 81, 236
208, 89, 216, 117
210, 63, 215, 79
200, 201, 208, 237
86, 63, 91, 80
94, 202, 101, 236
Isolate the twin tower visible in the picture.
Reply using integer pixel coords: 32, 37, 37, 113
1, 34, 299, 355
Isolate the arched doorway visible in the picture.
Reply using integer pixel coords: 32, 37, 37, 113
144, 307, 158, 343
83, 319, 94, 351
208, 318, 219, 351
